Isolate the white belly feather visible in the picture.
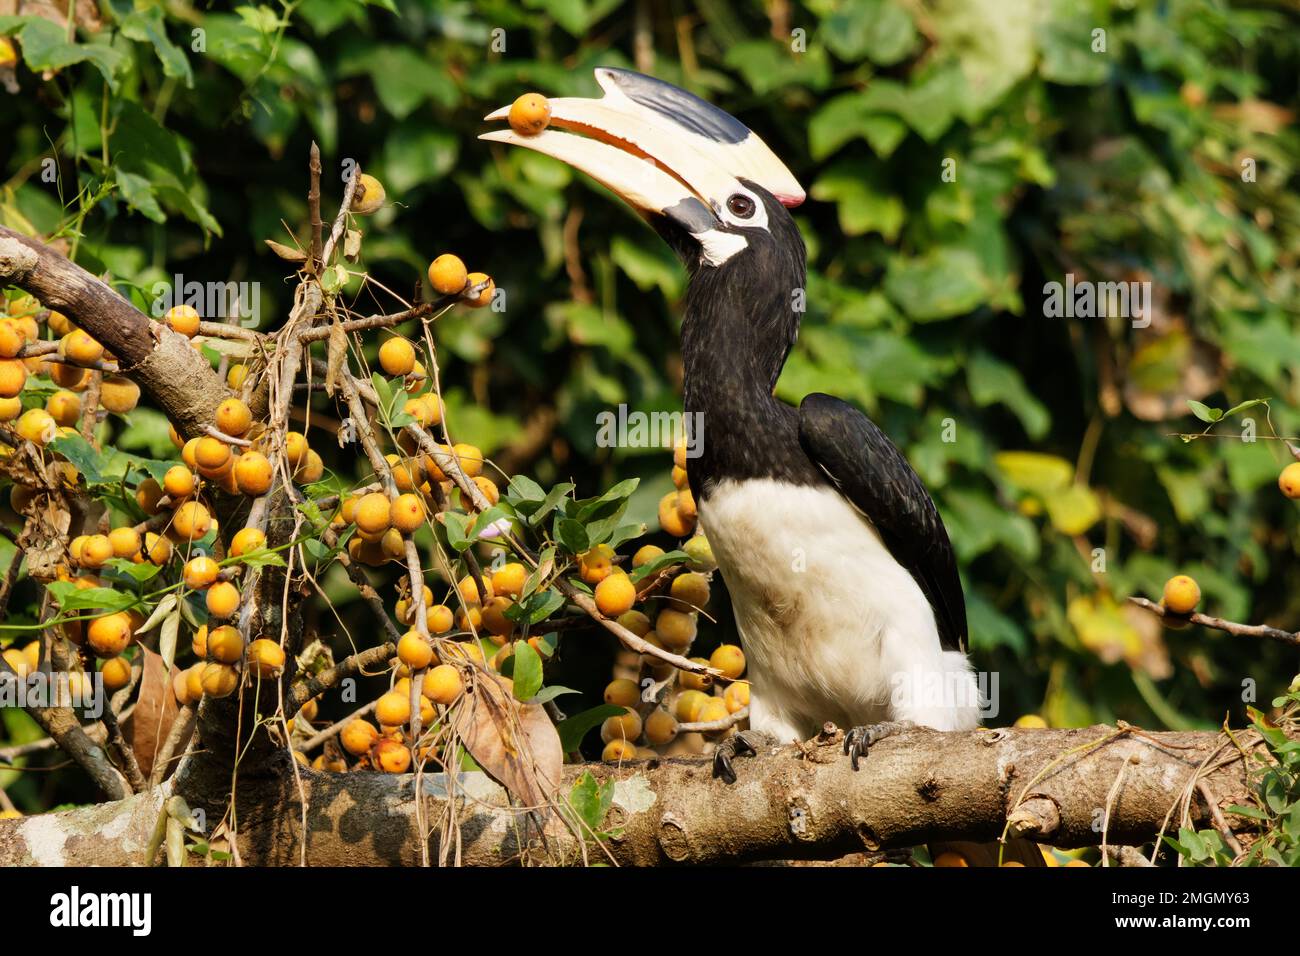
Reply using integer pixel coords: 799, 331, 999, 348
700, 478, 981, 742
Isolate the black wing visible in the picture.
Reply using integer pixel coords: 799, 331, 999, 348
798, 392, 967, 653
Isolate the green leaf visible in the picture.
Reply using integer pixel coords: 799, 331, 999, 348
370, 373, 394, 413
526, 483, 574, 526
46, 583, 137, 613
380, 123, 458, 194
966, 591, 1028, 655
606, 523, 646, 550
506, 588, 565, 626
575, 478, 639, 522
115, 171, 167, 223
966, 351, 1051, 439
116, 6, 194, 87
505, 475, 545, 505
304, 539, 333, 562
610, 237, 683, 299
555, 517, 590, 555
1225, 804, 1270, 821
808, 94, 909, 160
233, 548, 287, 569
1156, 466, 1211, 525
510, 640, 543, 701
1186, 399, 1222, 423
583, 502, 630, 547
884, 248, 989, 321
443, 512, 471, 553
628, 549, 689, 583
136, 593, 178, 634
823, 0, 917, 66
347, 46, 457, 119
48, 433, 107, 485
109, 102, 220, 234
533, 684, 578, 704
1177, 826, 1209, 862
1223, 399, 1267, 418
568, 770, 615, 831
11, 17, 127, 91
810, 162, 904, 240
556, 704, 625, 753
723, 39, 832, 94
520, 545, 555, 600
1038, 12, 1110, 86
105, 558, 163, 583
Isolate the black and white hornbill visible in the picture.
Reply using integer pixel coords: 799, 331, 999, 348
484, 70, 1038, 864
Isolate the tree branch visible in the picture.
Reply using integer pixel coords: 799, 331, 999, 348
0, 226, 227, 437
0, 724, 1262, 866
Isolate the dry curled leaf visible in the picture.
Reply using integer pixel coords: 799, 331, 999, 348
264, 239, 308, 263
343, 228, 362, 261
452, 671, 562, 811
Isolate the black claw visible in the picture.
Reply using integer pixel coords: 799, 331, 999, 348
712, 730, 763, 784
843, 721, 912, 771
713, 754, 737, 785
843, 726, 864, 770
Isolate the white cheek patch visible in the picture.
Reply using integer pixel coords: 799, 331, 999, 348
694, 228, 748, 266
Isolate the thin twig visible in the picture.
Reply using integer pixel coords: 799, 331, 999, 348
101, 705, 146, 794
1128, 596, 1300, 647
1198, 779, 1245, 859
300, 699, 378, 754
308, 142, 323, 275
678, 705, 749, 734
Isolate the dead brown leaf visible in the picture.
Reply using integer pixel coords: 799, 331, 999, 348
265, 239, 308, 263
127, 646, 179, 781
452, 671, 562, 811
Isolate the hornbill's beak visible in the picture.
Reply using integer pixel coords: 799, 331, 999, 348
480, 68, 803, 244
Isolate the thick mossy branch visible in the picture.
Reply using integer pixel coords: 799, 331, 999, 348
0, 725, 1262, 866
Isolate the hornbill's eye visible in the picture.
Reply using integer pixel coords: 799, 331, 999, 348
726, 194, 756, 219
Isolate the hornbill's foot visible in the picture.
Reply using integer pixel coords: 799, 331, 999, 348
844, 720, 914, 771
712, 729, 774, 784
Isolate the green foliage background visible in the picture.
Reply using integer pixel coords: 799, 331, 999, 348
1, 0, 1299, 766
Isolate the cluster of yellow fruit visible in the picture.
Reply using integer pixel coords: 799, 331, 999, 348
589, 442, 742, 761
327, 518, 736, 773
0, 294, 309, 707
329, 444, 491, 569
427, 253, 493, 307
0, 614, 137, 697
0, 295, 141, 439
171, 624, 286, 705
599, 634, 748, 764
588, 534, 746, 762
397, 566, 546, 666
336, 655, 471, 773
657, 441, 697, 538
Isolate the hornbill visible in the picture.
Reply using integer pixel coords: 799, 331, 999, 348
484, 69, 1040, 865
